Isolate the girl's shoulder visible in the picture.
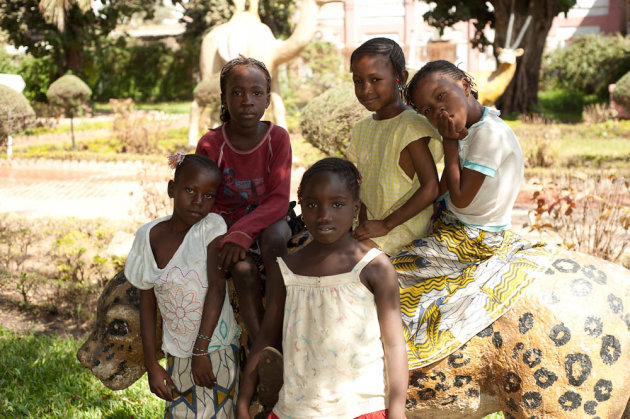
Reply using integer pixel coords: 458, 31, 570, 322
135, 215, 170, 237
267, 122, 290, 141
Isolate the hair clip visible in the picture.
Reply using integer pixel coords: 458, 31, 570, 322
167, 152, 186, 169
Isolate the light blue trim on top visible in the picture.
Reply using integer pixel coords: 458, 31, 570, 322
462, 106, 490, 134
463, 160, 496, 177
457, 218, 509, 232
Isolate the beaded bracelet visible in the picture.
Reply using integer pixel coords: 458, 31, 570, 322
192, 346, 209, 356
197, 333, 212, 341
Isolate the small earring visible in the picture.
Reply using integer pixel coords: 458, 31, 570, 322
353, 214, 359, 223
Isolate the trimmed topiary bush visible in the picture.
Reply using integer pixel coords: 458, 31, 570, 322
47, 74, 92, 149
613, 71, 630, 113
0, 85, 35, 156
299, 82, 370, 158
193, 74, 221, 110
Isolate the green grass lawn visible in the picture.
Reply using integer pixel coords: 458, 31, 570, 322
0, 327, 162, 418
0, 327, 505, 418
94, 101, 191, 115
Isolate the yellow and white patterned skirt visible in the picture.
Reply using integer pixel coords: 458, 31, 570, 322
392, 211, 557, 369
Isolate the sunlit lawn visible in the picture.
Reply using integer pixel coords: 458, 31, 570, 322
0, 327, 505, 418
0, 327, 162, 418
94, 101, 191, 115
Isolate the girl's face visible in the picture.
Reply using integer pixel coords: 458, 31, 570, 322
300, 172, 359, 245
222, 65, 270, 128
412, 72, 472, 133
168, 165, 220, 228
351, 54, 402, 120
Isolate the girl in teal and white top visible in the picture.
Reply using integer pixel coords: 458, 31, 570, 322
392, 61, 548, 370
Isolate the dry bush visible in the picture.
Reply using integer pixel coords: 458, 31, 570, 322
582, 103, 617, 124
527, 173, 630, 263
110, 98, 170, 154
0, 215, 127, 321
132, 164, 172, 222
0, 215, 41, 274
515, 119, 556, 168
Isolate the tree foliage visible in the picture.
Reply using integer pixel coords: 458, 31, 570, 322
0, 0, 161, 74
421, 0, 576, 114
542, 34, 630, 99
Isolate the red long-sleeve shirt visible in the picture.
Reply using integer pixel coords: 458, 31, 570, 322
196, 122, 292, 250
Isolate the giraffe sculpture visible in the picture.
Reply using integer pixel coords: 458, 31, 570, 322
471, 14, 531, 107
187, 0, 338, 146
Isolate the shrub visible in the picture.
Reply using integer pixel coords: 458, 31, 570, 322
110, 98, 170, 154
613, 70, 630, 113
85, 37, 198, 103
299, 82, 370, 157
282, 42, 347, 113
47, 74, 92, 149
582, 103, 616, 124
0, 85, 35, 149
527, 174, 630, 263
541, 34, 630, 99
193, 73, 221, 110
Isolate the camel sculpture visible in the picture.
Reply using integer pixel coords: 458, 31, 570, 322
187, 0, 338, 146
77, 234, 630, 418
471, 14, 531, 107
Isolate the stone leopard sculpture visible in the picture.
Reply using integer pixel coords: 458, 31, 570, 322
78, 246, 630, 418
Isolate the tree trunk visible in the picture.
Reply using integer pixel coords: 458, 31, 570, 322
494, 0, 563, 114
66, 45, 83, 74
70, 116, 76, 150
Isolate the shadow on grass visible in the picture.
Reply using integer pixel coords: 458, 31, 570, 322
0, 327, 162, 418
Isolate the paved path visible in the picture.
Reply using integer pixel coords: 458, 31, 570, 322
0, 159, 166, 220
0, 158, 304, 222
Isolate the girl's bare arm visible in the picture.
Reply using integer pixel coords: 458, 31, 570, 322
139, 289, 175, 401
364, 255, 408, 419
192, 237, 228, 387
353, 138, 439, 241
442, 138, 485, 208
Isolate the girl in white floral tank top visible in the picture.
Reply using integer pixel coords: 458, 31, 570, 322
235, 158, 408, 419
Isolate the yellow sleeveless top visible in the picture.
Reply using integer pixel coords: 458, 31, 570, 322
348, 110, 443, 255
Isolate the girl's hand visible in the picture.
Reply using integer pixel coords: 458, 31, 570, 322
352, 220, 390, 241
218, 243, 247, 271
146, 363, 175, 401
437, 110, 468, 140
192, 355, 217, 388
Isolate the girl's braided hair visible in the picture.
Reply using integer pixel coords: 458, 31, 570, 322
350, 37, 406, 97
298, 157, 362, 202
219, 55, 271, 122
174, 154, 221, 182
405, 60, 479, 112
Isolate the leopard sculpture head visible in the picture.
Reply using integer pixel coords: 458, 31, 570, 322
77, 271, 163, 390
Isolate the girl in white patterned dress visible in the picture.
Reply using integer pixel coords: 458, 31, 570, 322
125, 153, 240, 418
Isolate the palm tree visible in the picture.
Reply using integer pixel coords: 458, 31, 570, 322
37, 0, 92, 72
38, 0, 92, 33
